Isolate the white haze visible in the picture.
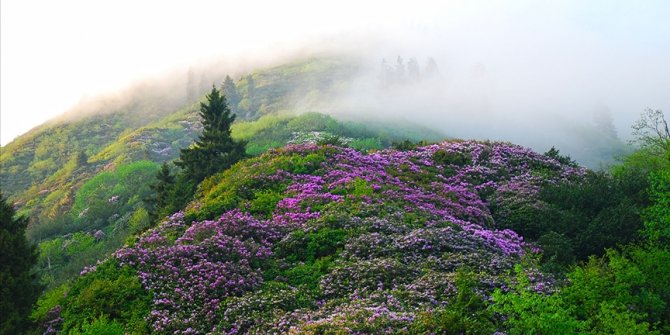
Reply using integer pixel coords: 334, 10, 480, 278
2, 0, 669, 155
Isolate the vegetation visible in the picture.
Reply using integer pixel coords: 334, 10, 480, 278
1, 54, 667, 333
34, 140, 585, 333
33, 160, 159, 289
176, 87, 247, 185
0, 192, 42, 334
0, 58, 443, 294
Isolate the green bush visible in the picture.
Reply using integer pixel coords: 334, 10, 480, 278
493, 249, 669, 335
490, 265, 586, 335
60, 259, 150, 334
74, 315, 124, 335
250, 190, 284, 217
410, 270, 495, 335
493, 170, 647, 270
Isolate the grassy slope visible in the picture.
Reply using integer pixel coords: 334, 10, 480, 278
0, 56, 446, 289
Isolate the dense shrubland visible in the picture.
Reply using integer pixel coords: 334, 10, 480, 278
28, 132, 670, 334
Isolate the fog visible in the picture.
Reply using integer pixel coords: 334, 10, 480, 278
3, 0, 669, 167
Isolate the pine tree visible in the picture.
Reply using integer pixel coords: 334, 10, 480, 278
395, 56, 406, 84
176, 87, 247, 185
146, 163, 176, 220
222, 75, 241, 116
407, 58, 421, 82
425, 57, 439, 79
0, 191, 41, 333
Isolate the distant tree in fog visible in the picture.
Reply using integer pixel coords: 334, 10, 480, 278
425, 57, 439, 79
222, 75, 241, 116
407, 57, 421, 82
593, 104, 618, 140
395, 56, 406, 84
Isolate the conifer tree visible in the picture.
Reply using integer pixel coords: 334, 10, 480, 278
0, 191, 41, 333
222, 75, 241, 116
176, 87, 247, 185
146, 162, 176, 220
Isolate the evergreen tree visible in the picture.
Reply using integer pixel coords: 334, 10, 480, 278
425, 57, 439, 79
75, 150, 88, 167
222, 75, 241, 116
395, 56, 406, 84
0, 191, 41, 333
407, 57, 421, 82
176, 87, 247, 185
241, 75, 257, 118
379, 58, 393, 88
593, 104, 618, 140
146, 163, 176, 220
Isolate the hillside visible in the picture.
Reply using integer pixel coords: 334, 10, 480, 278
0, 57, 357, 221
32, 140, 583, 333
0, 57, 444, 289
2, 55, 667, 334
29, 138, 670, 334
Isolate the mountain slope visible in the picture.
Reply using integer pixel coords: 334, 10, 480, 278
0, 56, 445, 289
33, 140, 585, 333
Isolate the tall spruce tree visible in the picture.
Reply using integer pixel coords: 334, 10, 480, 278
0, 191, 41, 333
146, 162, 176, 220
222, 75, 241, 116
176, 86, 246, 185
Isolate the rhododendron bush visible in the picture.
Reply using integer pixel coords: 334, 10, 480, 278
47, 141, 588, 334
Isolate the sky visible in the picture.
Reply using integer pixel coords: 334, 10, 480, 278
2, 0, 670, 145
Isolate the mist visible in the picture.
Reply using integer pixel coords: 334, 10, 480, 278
296, 2, 670, 167
3, 0, 669, 167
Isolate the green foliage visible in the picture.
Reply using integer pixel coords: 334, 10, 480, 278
432, 149, 472, 167
277, 227, 348, 264
282, 256, 335, 290
494, 170, 647, 270
409, 270, 496, 334
269, 226, 347, 290
71, 160, 159, 231
176, 87, 247, 185
491, 272, 585, 334
0, 191, 42, 334
316, 134, 347, 147
392, 139, 421, 151
351, 178, 374, 197
145, 162, 176, 220
493, 249, 669, 335
491, 262, 587, 334
544, 146, 578, 167
29, 161, 159, 290
195, 148, 329, 220
217, 281, 315, 333
231, 112, 443, 156
560, 249, 665, 334
128, 207, 151, 233
643, 170, 670, 244
74, 315, 125, 335
222, 75, 242, 116
31, 284, 68, 325
631, 108, 670, 156
60, 259, 150, 334
249, 190, 284, 217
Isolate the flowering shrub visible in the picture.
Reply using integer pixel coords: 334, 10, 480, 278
59, 140, 585, 333
115, 210, 287, 333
